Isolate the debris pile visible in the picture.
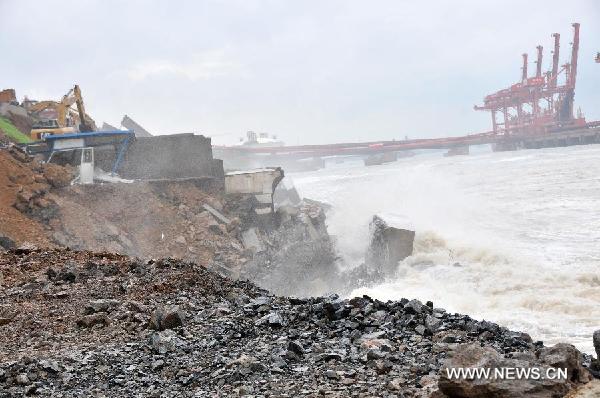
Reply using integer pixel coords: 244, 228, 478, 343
0, 149, 338, 294
240, 199, 338, 296
0, 148, 73, 249
0, 248, 595, 397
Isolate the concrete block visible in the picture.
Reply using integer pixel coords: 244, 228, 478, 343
203, 204, 231, 224
365, 215, 415, 275
241, 228, 264, 253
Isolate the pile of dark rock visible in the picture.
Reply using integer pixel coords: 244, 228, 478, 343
238, 199, 339, 297
0, 248, 596, 397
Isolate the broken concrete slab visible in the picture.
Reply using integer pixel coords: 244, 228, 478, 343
225, 168, 284, 195
273, 177, 302, 208
203, 204, 231, 224
365, 215, 415, 276
225, 168, 284, 215
121, 115, 153, 137
120, 134, 223, 181
241, 228, 264, 253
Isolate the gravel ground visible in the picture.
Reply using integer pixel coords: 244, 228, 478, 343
1, 248, 594, 397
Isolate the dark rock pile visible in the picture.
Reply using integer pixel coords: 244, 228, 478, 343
0, 248, 595, 397
239, 200, 339, 297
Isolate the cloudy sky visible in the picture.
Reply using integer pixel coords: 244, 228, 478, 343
1, 0, 598, 144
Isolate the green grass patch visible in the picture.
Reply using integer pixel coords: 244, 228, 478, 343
0, 116, 32, 143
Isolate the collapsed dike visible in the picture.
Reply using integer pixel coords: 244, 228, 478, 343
0, 148, 599, 397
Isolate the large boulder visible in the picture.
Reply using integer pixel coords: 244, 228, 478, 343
439, 343, 589, 398
538, 343, 592, 384
149, 306, 185, 331
365, 215, 415, 275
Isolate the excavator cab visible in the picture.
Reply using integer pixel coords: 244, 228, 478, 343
30, 119, 75, 140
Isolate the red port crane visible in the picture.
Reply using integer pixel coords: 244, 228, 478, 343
474, 23, 585, 137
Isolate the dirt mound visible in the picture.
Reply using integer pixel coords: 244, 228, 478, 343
46, 179, 246, 270
0, 248, 255, 363
0, 148, 247, 271
0, 149, 73, 248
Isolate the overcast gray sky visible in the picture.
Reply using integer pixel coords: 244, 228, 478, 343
1, 0, 598, 144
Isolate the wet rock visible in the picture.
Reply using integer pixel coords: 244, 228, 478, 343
260, 311, 285, 327
38, 360, 60, 374
288, 340, 305, 356
325, 369, 340, 380
538, 343, 591, 383
149, 306, 185, 331
16, 373, 29, 385
387, 378, 404, 391
439, 343, 576, 398
415, 325, 429, 336
228, 354, 266, 373
85, 299, 121, 314
151, 359, 165, 371
404, 299, 425, 315
150, 332, 175, 354
373, 359, 393, 374
57, 265, 77, 283
76, 314, 109, 328
425, 314, 442, 333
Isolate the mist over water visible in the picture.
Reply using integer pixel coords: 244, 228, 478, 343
292, 144, 600, 354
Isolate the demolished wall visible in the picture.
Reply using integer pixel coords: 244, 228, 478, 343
119, 134, 224, 181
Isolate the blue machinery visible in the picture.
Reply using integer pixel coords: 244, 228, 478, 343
27, 130, 135, 175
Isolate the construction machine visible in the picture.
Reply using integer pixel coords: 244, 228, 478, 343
596, 52, 600, 63
29, 84, 96, 140
73, 85, 94, 132
28, 100, 76, 140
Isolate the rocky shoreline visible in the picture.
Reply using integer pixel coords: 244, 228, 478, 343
0, 248, 598, 397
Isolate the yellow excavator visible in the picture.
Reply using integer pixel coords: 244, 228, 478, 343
29, 85, 96, 140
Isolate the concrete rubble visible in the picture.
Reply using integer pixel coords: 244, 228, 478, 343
225, 167, 284, 215
121, 115, 153, 137
365, 215, 415, 276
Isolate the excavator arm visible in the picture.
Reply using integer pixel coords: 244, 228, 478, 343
73, 85, 94, 132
